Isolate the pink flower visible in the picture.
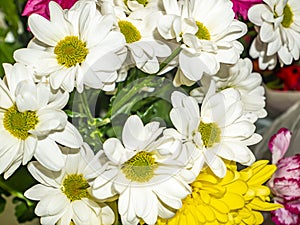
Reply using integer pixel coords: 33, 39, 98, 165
22, 0, 77, 19
268, 128, 300, 225
269, 128, 292, 164
231, 0, 262, 20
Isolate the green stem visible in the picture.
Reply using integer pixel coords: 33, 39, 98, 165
157, 46, 182, 74
0, 177, 33, 207
79, 91, 94, 123
96, 118, 111, 127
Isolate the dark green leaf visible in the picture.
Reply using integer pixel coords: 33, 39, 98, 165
0, 195, 6, 214
13, 197, 36, 223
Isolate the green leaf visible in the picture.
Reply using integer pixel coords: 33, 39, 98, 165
13, 197, 36, 223
0, 186, 11, 218
111, 76, 183, 129
0, 41, 23, 77
0, 0, 20, 37
0, 195, 6, 214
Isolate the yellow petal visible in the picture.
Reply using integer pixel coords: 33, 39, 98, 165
252, 211, 264, 224
210, 198, 230, 213
225, 180, 248, 195
221, 193, 245, 210
200, 191, 211, 204
214, 208, 229, 223
248, 198, 282, 211
250, 186, 270, 198
197, 204, 216, 222
247, 164, 276, 185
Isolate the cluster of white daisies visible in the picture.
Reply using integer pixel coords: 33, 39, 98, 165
0, 0, 299, 224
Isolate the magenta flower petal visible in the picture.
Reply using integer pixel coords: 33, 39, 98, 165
22, 0, 77, 19
271, 206, 300, 225
269, 128, 292, 164
268, 154, 300, 225
231, 0, 263, 20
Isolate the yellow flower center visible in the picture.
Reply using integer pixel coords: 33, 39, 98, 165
118, 20, 142, 43
122, 151, 157, 183
3, 104, 38, 140
198, 121, 221, 148
281, 4, 294, 28
62, 174, 89, 201
195, 21, 211, 40
54, 36, 88, 68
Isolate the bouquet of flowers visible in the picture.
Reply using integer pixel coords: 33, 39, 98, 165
2, 0, 300, 224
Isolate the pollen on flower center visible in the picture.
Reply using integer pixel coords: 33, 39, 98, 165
54, 36, 88, 68
122, 151, 157, 182
62, 174, 89, 201
118, 20, 142, 43
195, 21, 211, 40
281, 4, 294, 28
3, 104, 38, 140
198, 121, 221, 148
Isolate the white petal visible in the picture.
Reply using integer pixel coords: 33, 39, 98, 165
72, 201, 94, 224
153, 177, 190, 209
32, 109, 67, 136
48, 122, 83, 148
46, 90, 69, 109
29, 14, 65, 46
248, 4, 269, 26
101, 205, 115, 225
24, 184, 55, 201
222, 121, 255, 139
15, 81, 40, 112
203, 150, 226, 178
35, 190, 68, 216
157, 14, 178, 39
122, 115, 145, 150
27, 161, 61, 187
3, 63, 34, 97
217, 141, 256, 166
0, 79, 14, 109
23, 136, 37, 165
103, 138, 133, 164
179, 51, 206, 81
0, 133, 20, 174
34, 139, 65, 171
49, 2, 72, 36
134, 188, 158, 224
57, 205, 72, 225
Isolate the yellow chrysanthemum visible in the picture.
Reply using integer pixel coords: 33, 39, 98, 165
157, 160, 282, 225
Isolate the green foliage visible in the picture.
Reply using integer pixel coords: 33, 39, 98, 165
0, 166, 37, 223
13, 197, 36, 223
0, 187, 10, 214
0, 0, 19, 37
0, 0, 32, 76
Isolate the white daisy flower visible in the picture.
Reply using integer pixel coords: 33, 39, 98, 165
14, 1, 127, 93
0, 63, 82, 178
248, 0, 300, 70
111, 8, 171, 74
166, 82, 259, 178
24, 143, 115, 225
191, 58, 267, 122
157, 0, 247, 86
90, 115, 194, 225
